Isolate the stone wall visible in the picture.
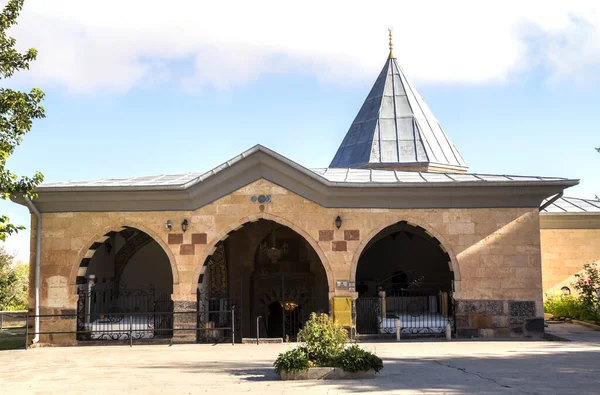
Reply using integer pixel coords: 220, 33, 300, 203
455, 300, 542, 338
540, 226, 600, 296
30, 178, 545, 343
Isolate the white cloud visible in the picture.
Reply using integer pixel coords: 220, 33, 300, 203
6, 0, 600, 93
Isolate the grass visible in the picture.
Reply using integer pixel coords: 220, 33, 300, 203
0, 327, 26, 350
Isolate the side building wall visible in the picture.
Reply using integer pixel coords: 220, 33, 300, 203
30, 178, 546, 344
540, 214, 600, 297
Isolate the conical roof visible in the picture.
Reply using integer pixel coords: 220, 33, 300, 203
330, 53, 468, 173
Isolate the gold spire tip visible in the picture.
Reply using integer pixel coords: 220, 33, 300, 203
388, 28, 395, 59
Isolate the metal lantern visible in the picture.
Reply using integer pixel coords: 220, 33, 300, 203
335, 215, 342, 229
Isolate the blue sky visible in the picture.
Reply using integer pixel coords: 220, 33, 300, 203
1, 0, 599, 261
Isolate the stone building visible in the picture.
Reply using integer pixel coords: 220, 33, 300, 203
15, 41, 581, 346
540, 196, 600, 297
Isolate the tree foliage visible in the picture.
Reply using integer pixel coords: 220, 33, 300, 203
0, 0, 45, 241
0, 246, 27, 310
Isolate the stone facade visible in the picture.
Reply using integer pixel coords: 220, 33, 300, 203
29, 178, 546, 343
540, 224, 600, 296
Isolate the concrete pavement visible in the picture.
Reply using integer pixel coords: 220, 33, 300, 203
1, 337, 599, 394
545, 321, 600, 343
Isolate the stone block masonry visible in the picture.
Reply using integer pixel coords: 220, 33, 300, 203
31, 179, 545, 344
455, 300, 542, 338
540, 226, 600, 296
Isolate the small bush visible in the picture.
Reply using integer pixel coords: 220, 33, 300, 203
544, 295, 600, 324
297, 312, 348, 366
545, 295, 586, 318
273, 346, 310, 375
274, 312, 384, 376
335, 345, 384, 373
574, 263, 600, 311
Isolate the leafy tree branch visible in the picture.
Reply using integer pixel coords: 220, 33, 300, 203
0, 0, 45, 241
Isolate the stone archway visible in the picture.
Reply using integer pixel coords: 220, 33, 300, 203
70, 222, 179, 290
70, 223, 178, 341
352, 219, 458, 337
195, 214, 331, 339
350, 218, 461, 289
191, 212, 334, 295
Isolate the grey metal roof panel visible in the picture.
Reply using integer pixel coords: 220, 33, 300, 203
444, 174, 481, 182
40, 172, 203, 188
395, 171, 427, 183
420, 172, 455, 182
540, 196, 600, 213
330, 55, 468, 171
370, 169, 398, 183
346, 169, 372, 183
36, 145, 578, 193
312, 167, 573, 185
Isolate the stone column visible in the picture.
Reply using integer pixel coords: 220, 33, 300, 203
171, 294, 197, 343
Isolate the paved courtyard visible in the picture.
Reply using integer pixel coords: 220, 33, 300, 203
1, 325, 599, 394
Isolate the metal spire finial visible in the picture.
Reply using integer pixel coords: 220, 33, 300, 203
388, 28, 395, 59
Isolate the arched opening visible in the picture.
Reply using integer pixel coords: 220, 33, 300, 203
75, 227, 174, 341
355, 221, 454, 337
197, 219, 329, 341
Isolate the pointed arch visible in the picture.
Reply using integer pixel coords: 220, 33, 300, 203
69, 221, 179, 293
190, 212, 334, 294
350, 218, 461, 291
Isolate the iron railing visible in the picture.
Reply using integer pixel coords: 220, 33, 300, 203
355, 282, 455, 336
196, 290, 239, 343
22, 308, 237, 349
76, 286, 173, 341
0, 310, 27, 329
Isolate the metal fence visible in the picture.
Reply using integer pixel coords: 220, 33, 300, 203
0, 310, 27, 329
76, 286, 173, 341
197, 291, 239, 343
22, 308, 238, 349
355, 283, 455, 336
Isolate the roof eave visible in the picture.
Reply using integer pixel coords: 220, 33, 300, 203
12, 145, 579, 213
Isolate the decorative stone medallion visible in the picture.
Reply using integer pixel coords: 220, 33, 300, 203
251, 194, 272, 203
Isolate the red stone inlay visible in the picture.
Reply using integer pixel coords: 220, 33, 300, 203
332, 241, 347, 252
168, 233, 183, 244
344, 230, 360, 241
180, 244, 195, 255
192, 233, 207, 244
319, 230, 334, 242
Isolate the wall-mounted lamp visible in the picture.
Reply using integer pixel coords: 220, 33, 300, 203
166, 220, 173, 231
181, 219, 189, 233
561, 286, 571, 296
335, 216, 342, 229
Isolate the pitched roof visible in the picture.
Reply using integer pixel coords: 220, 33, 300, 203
540, 196, 600, 213
329, 55, 467, 173
19, 145, 578, 213
38, 145, 571, 191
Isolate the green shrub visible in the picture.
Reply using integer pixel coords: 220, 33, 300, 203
274, 313, 384, 375
335, 345, 384, 373
273, 346, 310, 375
574, 263, 600, 311
297, 312, 348, 366
545, 295, 585, 317
544, 295, 600, 323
